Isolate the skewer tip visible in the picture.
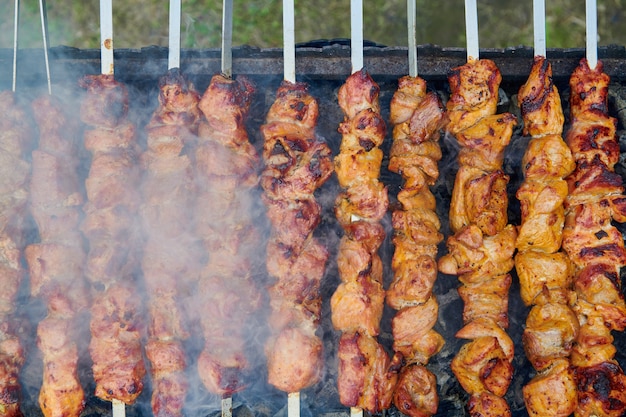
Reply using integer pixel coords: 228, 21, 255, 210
112, 399, 126, 417
221, 396, 233, 417
288, 392, 300, 417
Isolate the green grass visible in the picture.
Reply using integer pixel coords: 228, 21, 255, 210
1, 0, 624, 50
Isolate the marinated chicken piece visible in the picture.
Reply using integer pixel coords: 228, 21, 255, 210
523, 302, 579, 370
467, 392, 512, 417
515, 250, 574, 306
451, 336, 513, 397
458, 274, 511, 329
440, 59, 516, 416
562, 58, 626, 417
79, 74, 146, 405
522, 359, 577, 417
332, 69, 398, 413
337, 331, 400, 413
515, 56, 579, 416
0, 91, 34, 417
391, 297, 444, 364
27, 95, 88, 417
517, 56, 565, 137
446, 59, 502, 135
392, 365, 439, 417
193, 74, 263, 396
141, 68, 203, 416
261, 80, 333, 394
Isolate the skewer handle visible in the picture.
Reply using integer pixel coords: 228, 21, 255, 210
407, 0, 417, 77
221, 397, 233, 417
221, 0, 233, 78
168, 0, 181, 70
350, 0, 364, 73
112, 399, 125, 417
350, 406, 363, 417
288, 392, 300, 417
100, 0, 114, 75
12, 0, 19, 92
464, 0, 479, 61
533, 0, 546, 57
585, 0, 598, 69
283, 0, 296, 83
38, 0, 51, 94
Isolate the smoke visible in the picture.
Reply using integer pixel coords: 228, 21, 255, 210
6, 47, 626, 417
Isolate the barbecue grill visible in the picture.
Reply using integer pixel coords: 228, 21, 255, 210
2, 0, 626, 416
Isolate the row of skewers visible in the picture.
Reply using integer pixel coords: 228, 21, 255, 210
2, 0, 626, 417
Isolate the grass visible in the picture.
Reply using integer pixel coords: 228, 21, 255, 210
1, 0, 624, 50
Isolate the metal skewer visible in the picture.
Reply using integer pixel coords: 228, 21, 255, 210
100, 0, 114, 75
533, 0, 546, 58
407, 0, 417, 77
585, 0, 598, 69
38, 0, 51, 94
464, 0, 479, 61
12, 0, 19, 92
350, 0, 364, 74
168, 0, 181, 70
285, 0, 298, 413
283, 0, 296, 83
350, 1, 364, 414
221, 0, 234, 78
99, 3, 125, 416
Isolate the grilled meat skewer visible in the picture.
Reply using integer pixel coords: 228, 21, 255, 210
438, 58, 517, 417
79, 74, 146, 405
386, 75, 446, 417
331, 69, 399, 413
26, 94, 89, 417
193, 73, 262, 396
514, 56, 579, 417
562, 58, 626, 417
0, 91, 35, 417
140, 68, 203, 417
261, 80, 333, 393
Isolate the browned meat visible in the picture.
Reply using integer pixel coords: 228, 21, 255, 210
331, 69, 398, 414
562, 58, 626, 417
261, 80, 333, 394
141, 68, 202, 416
0, 90, 34, 417
27, 95, 88, 417
193, 73, 262, 396
79, 74, 146, 405
438, 59, 516, 416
